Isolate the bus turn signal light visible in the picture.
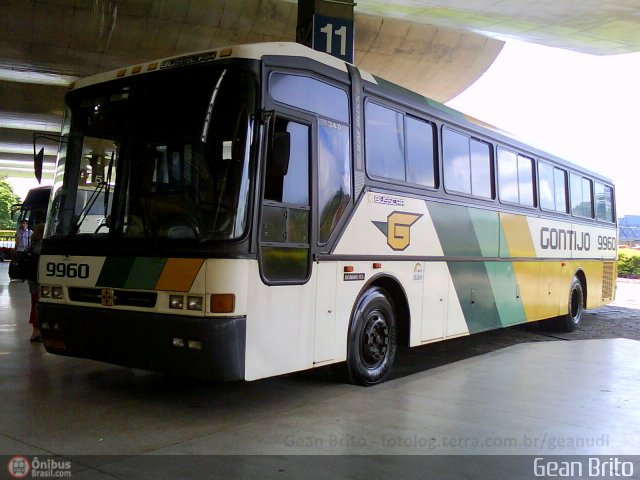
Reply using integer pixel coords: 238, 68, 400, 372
211, 294, 235, 313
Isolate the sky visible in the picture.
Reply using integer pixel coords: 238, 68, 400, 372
10, 39, 640, 218
446, 39, 640, 219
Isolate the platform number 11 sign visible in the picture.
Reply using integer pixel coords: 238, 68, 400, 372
312, 15, 354, 64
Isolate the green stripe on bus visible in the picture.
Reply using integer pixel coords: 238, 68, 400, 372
499, 223, 511, 257
486, 262, 526, 326
468, 208, 500, 258
447, 261, 502, 333
96, 257, 136, 288
124, 257, 167, 290
427, 202, 483, 257
428, 202, 505, 332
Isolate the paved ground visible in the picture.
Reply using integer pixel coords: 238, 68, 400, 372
1, 263, 638, 479
383, 280, 640, 382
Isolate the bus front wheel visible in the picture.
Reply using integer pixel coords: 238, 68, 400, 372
346, 287, 397, 386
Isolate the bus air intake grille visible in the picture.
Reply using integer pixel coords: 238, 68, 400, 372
602, 262, 615, 299
68, 287, 157, 308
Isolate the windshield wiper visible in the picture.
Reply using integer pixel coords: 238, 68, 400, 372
70, 149, 116, 235
201, 69, 227, 143
102, 150, 115, 222
70, 181, 106, 235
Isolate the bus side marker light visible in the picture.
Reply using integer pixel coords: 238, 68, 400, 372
52, 286, 63, 299
172, 337, 185, 348
187, 296, 203, 311
211, 294, 235, 313
170, 295, 184, 310
373, 262, 382, 269
344, 266, 354, 273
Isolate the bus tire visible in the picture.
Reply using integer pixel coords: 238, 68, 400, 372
553, 276, 584, 332
346, 287, 397, 386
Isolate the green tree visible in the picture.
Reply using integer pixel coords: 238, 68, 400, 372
618, 251, 640, 278
0, 177, 20, 229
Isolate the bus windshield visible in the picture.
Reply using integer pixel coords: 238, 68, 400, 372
47, 64, 256, 242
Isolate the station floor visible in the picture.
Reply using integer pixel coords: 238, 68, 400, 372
1, 262, 639, 479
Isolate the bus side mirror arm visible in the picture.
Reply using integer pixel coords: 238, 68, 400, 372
33, 131, 66, 183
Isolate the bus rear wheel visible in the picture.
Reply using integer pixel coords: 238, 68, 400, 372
552, 276, 584, 332
346, 287, 397, 386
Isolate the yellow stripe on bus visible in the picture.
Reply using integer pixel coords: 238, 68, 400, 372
500, 213, 536, 258
155, 258, 205, 292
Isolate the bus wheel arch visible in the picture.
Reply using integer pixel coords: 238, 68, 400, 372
344, 275, 409, 386
574, 269, 587, 309
367, 275, 410, 347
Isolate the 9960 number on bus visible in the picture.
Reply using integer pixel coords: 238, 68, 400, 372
45, 262, 90, 279
597, 235, 616, 251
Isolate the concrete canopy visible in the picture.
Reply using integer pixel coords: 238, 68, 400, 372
0, 0, 638, 182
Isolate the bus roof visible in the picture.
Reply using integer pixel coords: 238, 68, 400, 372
68, 42, 612, 186
70, 42, 377, 91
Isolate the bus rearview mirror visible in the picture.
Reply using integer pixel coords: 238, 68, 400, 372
34, 147, 44, 183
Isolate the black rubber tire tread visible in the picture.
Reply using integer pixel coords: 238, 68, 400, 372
346, 287, 397, 386
551, 276, 584, 332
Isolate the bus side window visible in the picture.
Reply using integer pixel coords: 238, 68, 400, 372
265, 119, 309, 205
318, 119, 351, 244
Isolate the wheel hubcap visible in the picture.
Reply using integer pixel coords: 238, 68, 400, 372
362, 312, 389, 367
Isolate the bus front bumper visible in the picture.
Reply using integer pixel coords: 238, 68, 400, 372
38, 303, 246, 381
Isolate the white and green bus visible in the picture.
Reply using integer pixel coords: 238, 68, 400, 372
39, 42, 617, 385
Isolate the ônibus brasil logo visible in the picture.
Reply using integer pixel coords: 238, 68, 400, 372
7, 456, 30, 478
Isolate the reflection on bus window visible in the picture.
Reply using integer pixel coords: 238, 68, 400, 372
595, 182, 614, 222
443, 128, 492, 198
570, 173, 593, 218
48, 66, 256, 241
539, 162, 568, 213
318, 119, 351, 243
498, 147, 534, 206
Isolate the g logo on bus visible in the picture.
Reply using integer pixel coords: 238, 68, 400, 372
101, 288, 115, 306
373, 212, 422, 251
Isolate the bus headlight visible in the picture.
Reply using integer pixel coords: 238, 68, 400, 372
169, 295, 184, 310
187, 296, 203, 311
52, 286, 63, 299
41, 286, 52, 298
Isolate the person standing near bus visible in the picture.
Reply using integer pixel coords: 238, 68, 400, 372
26, 223, 44, 342
15, 220, 32, 261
